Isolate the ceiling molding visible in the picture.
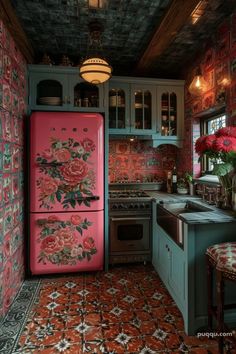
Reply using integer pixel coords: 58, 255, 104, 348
0, 0, 34, 62
135, 0, 201, 75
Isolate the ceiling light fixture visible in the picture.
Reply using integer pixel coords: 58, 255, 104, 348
190, 0, 208, 25
88, 0, 107, 9
189, 66, 208, 96
80, 21, 112, 85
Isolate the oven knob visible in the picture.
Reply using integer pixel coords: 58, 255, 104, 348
118, 204, 123, 209
112, 205, 118, 210
140, 203, 145, 209
129, 204, 134, 209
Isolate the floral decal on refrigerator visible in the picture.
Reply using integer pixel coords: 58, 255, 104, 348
36, 215, 97, 265
36, 137, 96, 209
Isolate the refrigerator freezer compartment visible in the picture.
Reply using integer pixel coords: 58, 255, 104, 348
30, 210, 104, 274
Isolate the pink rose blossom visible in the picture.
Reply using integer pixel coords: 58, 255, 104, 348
54, 148, 71, 162
70, 215, 82, 225
60, 159, 88, 186
81, 138, 95, 152
39, 176, 59, 196
41, 236, 64, 254
54, 227, 77, 246
83, 236, 95, 250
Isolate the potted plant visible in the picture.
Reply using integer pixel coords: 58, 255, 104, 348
185, 172, 194, 195
177, 178, 188, 194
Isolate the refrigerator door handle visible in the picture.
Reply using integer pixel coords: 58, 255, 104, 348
75, 196, 100, 201
37, 162, 64, 167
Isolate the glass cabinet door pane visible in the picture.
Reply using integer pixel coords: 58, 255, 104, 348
134, 90, 151, 130
74, 83, 99, 107
109, 89, 126, 129
170, 93, 177, 136
161, 92, 177, 136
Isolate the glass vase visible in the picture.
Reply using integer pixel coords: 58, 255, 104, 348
218, 173, 232, 209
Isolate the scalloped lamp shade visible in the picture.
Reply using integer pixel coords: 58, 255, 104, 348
80, 57, 112, 84
189, 74, 208, 96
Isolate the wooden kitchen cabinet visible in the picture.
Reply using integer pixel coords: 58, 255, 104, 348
28, 65, 106, 112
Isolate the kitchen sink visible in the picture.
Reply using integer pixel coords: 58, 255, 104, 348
159, 201, 213, 215
156, 201, 214, 248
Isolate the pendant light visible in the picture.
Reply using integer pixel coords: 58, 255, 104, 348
80, 21, 112, 84
189, 66, 208, 96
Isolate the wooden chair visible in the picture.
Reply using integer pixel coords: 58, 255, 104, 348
206, 242, 236, 353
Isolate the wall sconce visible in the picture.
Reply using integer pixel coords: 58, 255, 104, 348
80, 21, 112, 84
189, 67, 208, 96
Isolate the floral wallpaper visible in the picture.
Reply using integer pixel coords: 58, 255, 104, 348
109, 140, 178, 184
181, 10, 236, 176
0, 20, 27, 319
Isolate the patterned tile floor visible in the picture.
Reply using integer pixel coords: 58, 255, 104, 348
0, 264, 236, 353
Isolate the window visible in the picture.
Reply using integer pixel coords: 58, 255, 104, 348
202, 113, 226, 172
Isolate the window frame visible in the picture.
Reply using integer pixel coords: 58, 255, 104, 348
200, 112, 227, 173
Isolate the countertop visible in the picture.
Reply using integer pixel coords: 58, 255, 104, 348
146, 191, 236, 224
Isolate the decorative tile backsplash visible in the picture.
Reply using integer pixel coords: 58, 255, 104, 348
0, 19, 27, 320
109, 140, 178, 183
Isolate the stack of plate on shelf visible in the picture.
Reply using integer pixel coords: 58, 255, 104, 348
38, 97, 61, 105
135, 103, 149, 109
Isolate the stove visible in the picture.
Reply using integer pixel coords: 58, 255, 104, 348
109, 189, 150, 199
109, 189, 152, 212
109, 189, 152, 264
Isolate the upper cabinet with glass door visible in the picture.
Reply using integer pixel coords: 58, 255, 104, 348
28, 65, 106, 112
156, 85, 184, 144
108, 79, 156, 135
108, 82, 130, 134
131, 85, 156, 133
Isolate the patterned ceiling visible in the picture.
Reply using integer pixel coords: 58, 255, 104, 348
10, 0, 236, 79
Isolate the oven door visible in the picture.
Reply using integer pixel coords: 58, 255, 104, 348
109, 215, 151, 252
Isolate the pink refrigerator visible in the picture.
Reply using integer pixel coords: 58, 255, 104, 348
29, 112, 104, 274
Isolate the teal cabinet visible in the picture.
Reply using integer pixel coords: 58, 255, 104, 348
130, 84, 156, 134
108, 77, 156, 135
153, 224, 185, 312
151, 84, 184, 147
152, 212, 236, 335
108, 77, 185, 143
108, 81, 130, 133
28, 65, 106, 112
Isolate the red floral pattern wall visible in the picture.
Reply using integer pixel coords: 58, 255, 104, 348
182, 10, 236, 176
0, 20, 27, 319
109, 140, 178, 184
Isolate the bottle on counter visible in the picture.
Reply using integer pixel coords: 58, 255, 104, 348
167, 170, 172, 193
172, 166, 177, 193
